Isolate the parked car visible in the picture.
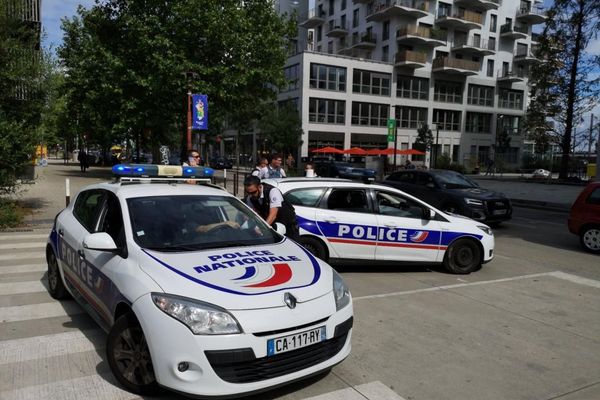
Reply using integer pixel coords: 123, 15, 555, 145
568, 182, 600, 253
263, 177, 495, 274
314, 161, 376, 182
532, 169, 551, 179
209, 156, 233, 169
382, 169, 512, 225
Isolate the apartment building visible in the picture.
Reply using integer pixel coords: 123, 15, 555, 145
279, 0, 546, 168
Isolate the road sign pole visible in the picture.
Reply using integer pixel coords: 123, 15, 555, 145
388, 111, 397, 171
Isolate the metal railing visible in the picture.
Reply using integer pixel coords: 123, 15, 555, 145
453, 37, 495, 51
368, 0, 430, 16
433, 57, 480, 71
437, 8, 483, 24
518, 2, 545, 15
396, 25, 447, 41
299, 7, 327, 21
395, 50, 428, 64
497, 69, 527, 79
500, 22, 528, 35
352, 32, 378, 45
327, 20, 348, 33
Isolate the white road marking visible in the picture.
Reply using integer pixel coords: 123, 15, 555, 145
301, 381, 406, 400
0, 233, 49, 241
0, 329, 104, 365
0, 281, 47, 295
0, 301, 83, 323
353, 271, 600, 301
0, 264, 46, 274
0, 242, 46, 250
0, 252, 45, 262
511, 216, 564, 226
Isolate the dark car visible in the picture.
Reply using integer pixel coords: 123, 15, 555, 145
315, 161, 376, 182
209, 156, 233, 169
568, 182, 600, 253
382, 169, 512, 224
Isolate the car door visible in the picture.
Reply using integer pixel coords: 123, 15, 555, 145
315, 188, 376, 260
373, 189, 443, 262
283, 187, 327, 235
414, 172, 442, 207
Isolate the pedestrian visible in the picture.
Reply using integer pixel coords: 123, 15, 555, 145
305, 162, 317, 177
243, 175, 299, 242
405, 159, 415, 170
266, 153, 287, 178
286, 153, 295, 170
77, 149, 89, 173
485, 158, 495, 175
251, 158, 269, 180
183, 149, 201, 167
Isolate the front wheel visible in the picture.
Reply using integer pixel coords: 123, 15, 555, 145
107, 313, 160, 395
443, 238, 481, 274
299, 236, 328, 261
580, 226, 600, 254
47, 250, 69, 299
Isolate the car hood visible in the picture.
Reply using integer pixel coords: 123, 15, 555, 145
137, 239, 332, 310
447, 187, 507, 200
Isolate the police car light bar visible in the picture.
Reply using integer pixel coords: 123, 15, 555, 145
112, 164, 214, 178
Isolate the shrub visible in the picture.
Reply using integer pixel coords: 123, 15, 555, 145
0, 199, 24, 229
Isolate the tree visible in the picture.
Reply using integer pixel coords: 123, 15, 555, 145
258, 101, 303, 156
526, 0, 600, 179
414, 124, 433, 166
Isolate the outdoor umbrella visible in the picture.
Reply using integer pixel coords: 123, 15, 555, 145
368, 148, 403, 156
342, 147, 368, 155
311, 146, 344, 154
398, 149, 426, 155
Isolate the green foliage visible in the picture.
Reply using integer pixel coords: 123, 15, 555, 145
258, 101, 303, 155
414, 124, 433, 151
0, 198, 24, 228
435, 153, 466, 174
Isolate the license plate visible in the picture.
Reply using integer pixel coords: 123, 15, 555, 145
267, 326, 326, 356
492, 209, 506, 215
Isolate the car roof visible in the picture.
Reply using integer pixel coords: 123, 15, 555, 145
263, 178, 406, 193
76, 180, 230, 200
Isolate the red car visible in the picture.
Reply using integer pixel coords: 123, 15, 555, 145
568, 182, 600, 253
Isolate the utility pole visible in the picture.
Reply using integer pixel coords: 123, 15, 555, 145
434, 124, 440, 169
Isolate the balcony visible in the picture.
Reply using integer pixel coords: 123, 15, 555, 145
353, 0, 373, 3
451, 37, 495, 56
531, 32, 541, 43
326, 21, 349, 38
394, 50, 428, 68
432, 57, 480, 75
454, 0, 500, 11
513, 47, 541, 64
299, 8, 326, 29
435, 8, 483, 30
499, 23, 528, 40
351, 32, 377, 50
396, 25, 447, 47
516, 3, 547, 25
497, 68, 526, 83
367, 0, 430, 22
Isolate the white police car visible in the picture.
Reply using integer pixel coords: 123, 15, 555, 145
46, 165, 353, 397
263, 178, 494, 274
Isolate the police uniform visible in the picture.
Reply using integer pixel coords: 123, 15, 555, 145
245, 183, 299, 242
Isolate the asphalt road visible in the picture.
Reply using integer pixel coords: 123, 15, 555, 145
2, 171, 599, 399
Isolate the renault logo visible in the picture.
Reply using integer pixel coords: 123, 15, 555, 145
284, 292, 297, 309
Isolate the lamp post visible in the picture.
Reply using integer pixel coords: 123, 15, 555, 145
184, 71, 199, 151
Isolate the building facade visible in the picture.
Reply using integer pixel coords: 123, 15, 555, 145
279, 0, 546, 168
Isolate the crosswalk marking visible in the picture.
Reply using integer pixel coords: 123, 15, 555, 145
0, 252, 45, 262
0, 301, 84, 323
0, 264, 46, 274
0, 233, 49, 241
0, 280, 47, 295
301, 381, 406, 400
0, 329, 104, 365
0, 242, 47, 251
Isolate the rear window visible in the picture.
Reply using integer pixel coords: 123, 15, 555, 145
587, 188, 600, 205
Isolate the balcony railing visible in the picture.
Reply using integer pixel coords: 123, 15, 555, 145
369, 0, 430, 15
498, 69, 527, 79
454, 37, 495, 51
518, 2, 544, 16
327, 21, 348, 33
396, 25, 447, 41
395, 50, 428, 64
500, 23, 528, 35
299, 7, 327, 21
352, 32, 378, 46
437, 8, 483, 25
433, 57, 480, 71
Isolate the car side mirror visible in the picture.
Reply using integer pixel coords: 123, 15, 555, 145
83, 232, 118, 252
274, 222, 287, 236
423, 208, 435, 220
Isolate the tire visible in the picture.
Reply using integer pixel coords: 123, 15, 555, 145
47, 250, 69, 299
443, 238, 482, 274
107, 313, 160, 395
299, 236, 328, 261
580, 226, 600, 254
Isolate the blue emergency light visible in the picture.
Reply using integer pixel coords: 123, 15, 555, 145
112, 164, 214, 178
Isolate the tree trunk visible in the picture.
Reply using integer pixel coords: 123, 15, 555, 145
560, 0, 585, 180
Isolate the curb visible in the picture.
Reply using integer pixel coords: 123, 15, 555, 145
510, 198, 571, 213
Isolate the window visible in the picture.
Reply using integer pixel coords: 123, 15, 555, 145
328, 41, 333, 54
587, 188, 600, 205
497, 115, 522, 136
327, 189, 370, 213
310, 63, 347, 91
309, 98, 346, 124
353, 8, 359, 27
376, 191, 426, 219
329, 0, 334, 15
282, 64, 300, 92
487, 59, 494, 77
488, 37, 496, 51
397, 75, 429, 100
434, 80, 463, 103
352, 69, 391, 96
387, 171, 416, 183
285, 188, 327, 207
382, 20, 390, 41
467, 84, 494, 107
341, 0, 346, 10
99, 193, 126, 249
499, 89, 524, 109
382, 45, 389, 62
396, 106, 428, 129
351, 102, 389, 126
317, 26, 322, 42
73, 190, 105, 232
465, 112, 492, 133
433, 109, 461, 131
490, 14, 497, 32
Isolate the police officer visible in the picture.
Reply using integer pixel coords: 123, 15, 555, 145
243, 175, 299, 242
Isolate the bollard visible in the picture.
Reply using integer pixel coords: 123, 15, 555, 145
223, 169, 227, 191
233, 172, 238, 197
65, 178, 70, 206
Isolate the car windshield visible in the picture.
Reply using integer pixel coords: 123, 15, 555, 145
435, 171, 479, 189
334, 162, 353, 168
127, 195, 280, 251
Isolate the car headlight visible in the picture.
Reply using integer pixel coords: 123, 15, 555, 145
477, 225, 493, 235
151, 293, 241, 335
333, 270, 350, 311
465, 198, 483, 206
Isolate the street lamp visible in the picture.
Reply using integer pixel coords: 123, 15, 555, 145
184, 71, 199, 151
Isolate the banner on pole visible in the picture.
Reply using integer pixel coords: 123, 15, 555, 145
387, 118, 396, 142
192, 94, 208, 130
